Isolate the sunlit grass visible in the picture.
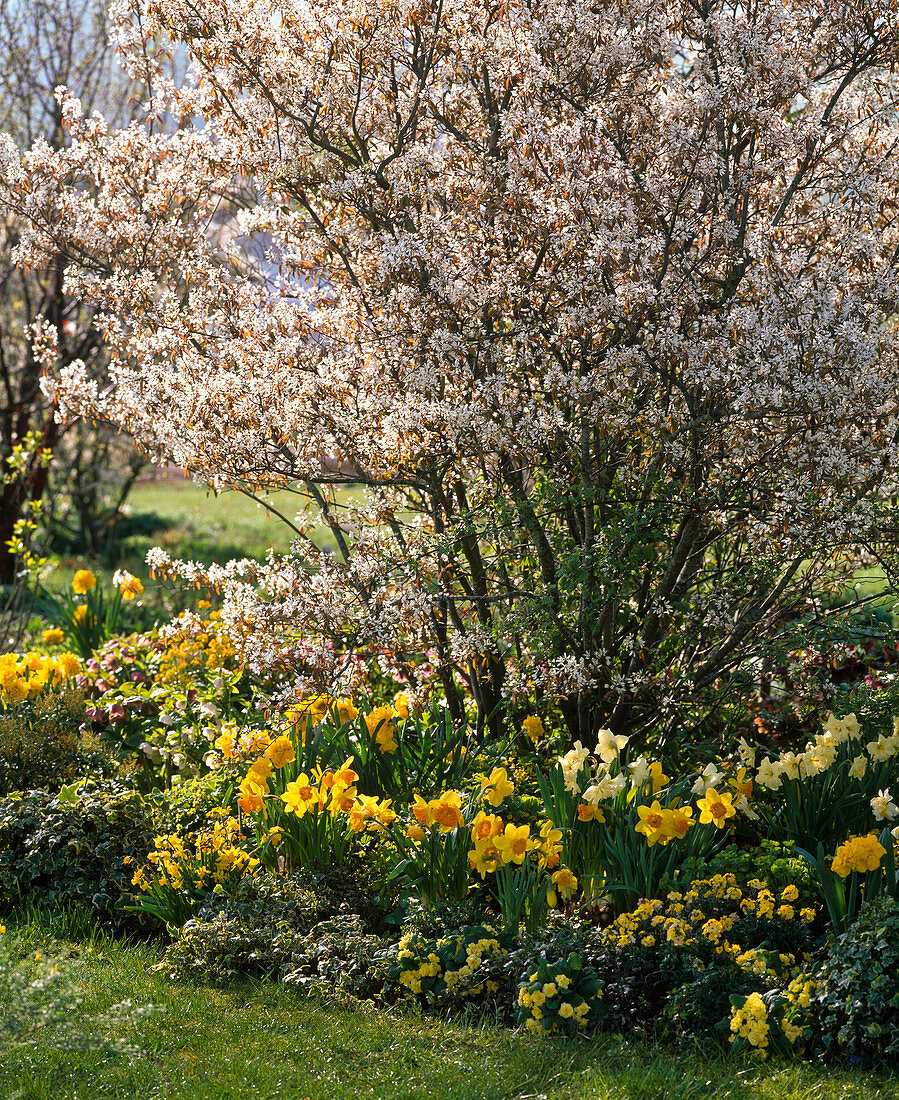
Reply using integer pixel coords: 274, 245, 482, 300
1, 914, 896, 1100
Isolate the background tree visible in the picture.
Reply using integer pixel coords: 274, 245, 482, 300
0, 0, 146, 586
2, 0, 899, 746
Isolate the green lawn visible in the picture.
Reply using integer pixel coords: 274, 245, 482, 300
113, 478, 363, 565
27, 479, 361, 635
1, 917, 896, 1100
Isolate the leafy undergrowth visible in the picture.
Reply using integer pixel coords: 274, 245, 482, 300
1, 914, 897, 1100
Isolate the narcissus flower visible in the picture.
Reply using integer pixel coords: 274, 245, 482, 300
849, 754, 868, 780
73, 604, 88, 625
246, 756, 273, 784
72, 569, 96, 594
832, 833, 886, 877
595, 728, 628, 763
729, 767, 753, 799
635, 800, 666, 845
393, 691, 424, 718
411, 793, 433, 826
264, 735, 296, 768
470, 810, 503, 841
281, 775, 320, 816
55, 652, 81, 678
480, 766, 514, 807
696, 788, 736, 828
365, 704, 396, 739
522, 715, 544, 742
871, 789, 898, 822
430, 790, 464, 832
648, 760, 669, 794
469, 839, 501, 878
661, 803, 694, 840
494, 822, 531, 864
334, 698, 358, 724
577, 803, 606, 823
551, 867, 578, 899
237, 779, 266, 814
42, 627, 64, 645
115, 571, 144, 599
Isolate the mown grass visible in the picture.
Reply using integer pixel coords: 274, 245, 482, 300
23, 480, 361, 638
1, 913, 897, 1100
59, 478, 359, 575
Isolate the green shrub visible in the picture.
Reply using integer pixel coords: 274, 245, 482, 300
812, 896, 899, 1062
665, 957, 766, 1043
0, 780, 153, 929
148, 771, 238, 839
158, 867, 389, 983
0, 685, 115, 796
668, 841, 817, 900
282, 914, 389, 1001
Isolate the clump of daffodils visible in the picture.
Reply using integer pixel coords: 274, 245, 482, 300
754, 711, 898, 793
130, 813, 258, 926
0, 652, 81, 706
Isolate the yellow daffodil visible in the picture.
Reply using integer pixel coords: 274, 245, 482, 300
72, 569, 96, 594
696, 788, 736, 828
480, 766, 514, 808
264, 735, 296, 768
635, 800, 666, 845
522, 715, 544, 743
494, 822, 531, 865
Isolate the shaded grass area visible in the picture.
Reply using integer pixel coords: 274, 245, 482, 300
1, 914, 897, 1100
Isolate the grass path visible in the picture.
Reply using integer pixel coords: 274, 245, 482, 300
1, 920, 896, 1100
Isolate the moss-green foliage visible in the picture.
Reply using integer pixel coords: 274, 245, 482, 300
0, 684, 114, 796
158, 867, 388, 984
0, 779, 154, 929
148, 770, 239, 839
669, 840, 816, 897
813, 896, 899, 1063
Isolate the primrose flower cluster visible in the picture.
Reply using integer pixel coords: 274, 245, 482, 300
728, 986, 811, 1060
393, 927, 506, 1001
516, 956, 604, 1036
602, 875, 815, 963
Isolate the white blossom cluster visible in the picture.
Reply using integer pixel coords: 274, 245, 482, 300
3, 0, 899, 733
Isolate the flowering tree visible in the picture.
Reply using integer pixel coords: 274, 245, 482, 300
3, 0, 899, 745
0, 0, 148, 583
